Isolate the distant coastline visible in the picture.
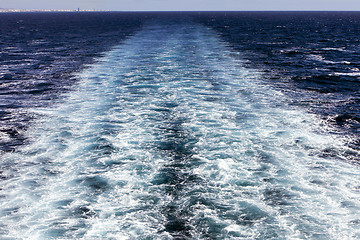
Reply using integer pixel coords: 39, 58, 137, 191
0, 8, 101, 12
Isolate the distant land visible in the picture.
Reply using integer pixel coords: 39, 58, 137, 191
0, 8, 100, 12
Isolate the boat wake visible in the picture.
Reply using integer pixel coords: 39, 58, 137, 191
1, 20, 359, 239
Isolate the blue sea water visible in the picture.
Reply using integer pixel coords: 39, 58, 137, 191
0, 12, 359, 239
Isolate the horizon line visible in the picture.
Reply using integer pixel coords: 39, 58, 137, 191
1, 9, 360, 13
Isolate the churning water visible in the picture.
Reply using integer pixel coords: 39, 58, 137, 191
0, 17, 359, 239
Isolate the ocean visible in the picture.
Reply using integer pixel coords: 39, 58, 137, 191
0, 12, 359, 239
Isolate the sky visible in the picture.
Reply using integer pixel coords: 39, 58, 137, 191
1, 0, 360, 11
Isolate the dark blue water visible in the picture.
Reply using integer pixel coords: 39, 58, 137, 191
195, 12, 360, 153
0, 12, 144, 152
0, 12, 359, 239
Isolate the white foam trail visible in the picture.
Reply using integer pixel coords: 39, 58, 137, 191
0, 21, 359, 239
